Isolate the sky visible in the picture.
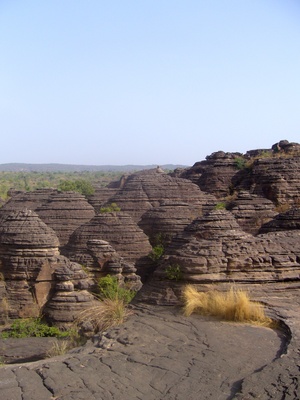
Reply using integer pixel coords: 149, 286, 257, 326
0, 1, 300, 166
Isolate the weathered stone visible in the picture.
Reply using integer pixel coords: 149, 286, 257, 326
105, 167, 212, 223
36, 191, 95, 247
179, 151, 244, 198
87, 187, 119, 212
0, 189, 56, 221
138, 200, 213, 244
249, 155, 300, 206
228, 190, 278, 234
138, 210, 300, 304
64, 211, 152, 279
259, 207, 300, 233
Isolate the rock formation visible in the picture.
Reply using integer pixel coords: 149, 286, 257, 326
103, 167, 214, 223
35, 191, 95, 247
0, 189, 56, 221
137, 209, 300, 304
0, 210, 95, 324
259, 207, 300, 234
64, 211, 152, 279
228, 191, 278, 234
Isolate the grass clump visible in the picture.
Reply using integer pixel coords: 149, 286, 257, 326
75, 275, 135, 335
182, 285, 273, 326
76, 298, 132, 334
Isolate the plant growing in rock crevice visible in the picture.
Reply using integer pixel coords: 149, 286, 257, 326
165, 264, 183, 281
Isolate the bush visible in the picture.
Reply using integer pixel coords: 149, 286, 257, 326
182, 285, 273, 326
148, 244, 164, 262
234, 157, 247, 170
98, 275, 135, 304
214, 202, 226, 210
165, 264, 182, 281
99, 202, 121, 213
58, 179, 95, 196
1, 318, 70, 339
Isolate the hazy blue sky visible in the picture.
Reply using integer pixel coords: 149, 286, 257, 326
1, 1, 299, 166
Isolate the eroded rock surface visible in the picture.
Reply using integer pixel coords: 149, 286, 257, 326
104, 168, 213, 223
0, 301, 287, 400
36, 191, 95, 247
64, 211, 152, 278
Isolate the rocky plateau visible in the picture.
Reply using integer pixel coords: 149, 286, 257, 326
0, 139, 299, 399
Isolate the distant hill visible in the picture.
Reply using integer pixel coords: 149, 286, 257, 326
0, 163, 188, 173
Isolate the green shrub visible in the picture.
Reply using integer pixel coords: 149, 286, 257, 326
165, 264, 183, 281
1, 318, 69, 339
99, 202, 121, 213
234, 157, 247, 170
1, 318, 70, 339
148, 244, 164, 262
98, 275, 135, 304
214, 202, 226, 210
58, 179, 95, 196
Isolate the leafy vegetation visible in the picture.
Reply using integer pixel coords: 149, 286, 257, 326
182, 285, 274, 326
0, 317, 70, 339
165, 264, 183, 281
97, 275, 135, 303
99, 202, 121, 213
214, 202, 227, 210
0, 171, 122, 201
149, 244, 164, 262
234, 157, 247, 170
58, 179, 95, 196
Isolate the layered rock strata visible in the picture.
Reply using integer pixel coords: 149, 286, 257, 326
104, 168, 214, 223
259, 207, 300, 234
36, 191, 95, 247
138, 209, 300, 304
64, 211, 152, 279
138, 201, 203, 244
228, 191, 278, 234
0, 210, 95, 323
0, 210, 60, 318
0, 189, 56, 221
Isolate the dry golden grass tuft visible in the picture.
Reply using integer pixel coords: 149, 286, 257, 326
75, 298, 132, 334
182, 285, 273, 326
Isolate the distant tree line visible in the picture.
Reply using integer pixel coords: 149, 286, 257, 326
0, 171, 122, 201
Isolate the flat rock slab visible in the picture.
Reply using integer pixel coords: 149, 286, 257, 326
0, 337, 58, 364
0, 305, 284, 400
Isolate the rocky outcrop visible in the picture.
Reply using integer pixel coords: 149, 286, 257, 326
87, 187, 119, 212
43, 258, 95, 328
248, 155, 300, 206
179, 151, 243, 198
0, 189, 56, 221
36, 191, 95, 247
259, 207, 300, 234
0, 210, 94, 323
64, 211, 152, 279
137, 209, 300, 304
228, 191, 278, 234
138, 201, 204, 244
0, 210, 60, 318
177, 140, 300, 210
104, 168, 214, 223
